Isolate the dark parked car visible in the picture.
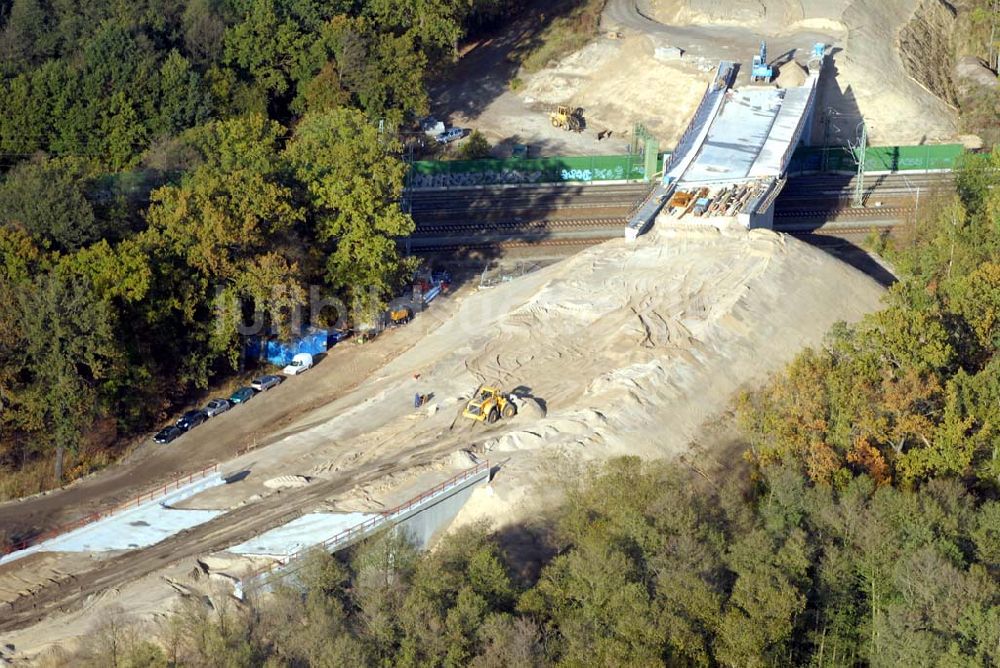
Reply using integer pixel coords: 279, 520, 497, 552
229, 387, 255, 404
176, 409, 208, 431
250, 375, 282, 392
153, 425, 184, 444
204, 398, 231, 417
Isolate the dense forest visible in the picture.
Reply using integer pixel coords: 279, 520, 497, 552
0, 0, 529, 496
69, 152, 1000, 666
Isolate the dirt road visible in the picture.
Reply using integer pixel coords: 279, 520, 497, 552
0, 398, 504, 633
431, 2, 625, 156
0, 465, 379, 631
0, 293, 465, 546
604, 0, 842, 63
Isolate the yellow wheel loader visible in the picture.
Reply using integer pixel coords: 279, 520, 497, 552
462, 385, 518, 424
549, 105, 583, 132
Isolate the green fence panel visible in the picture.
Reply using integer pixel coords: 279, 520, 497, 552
788, 144, 964, 174
409, 153, 666, 187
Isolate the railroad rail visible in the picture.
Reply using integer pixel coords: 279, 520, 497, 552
775, 206, 913, 219
413, 217, 627, 234
408, 183, 653, 221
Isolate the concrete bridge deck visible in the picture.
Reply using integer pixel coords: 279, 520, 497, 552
627, 51, 822, 237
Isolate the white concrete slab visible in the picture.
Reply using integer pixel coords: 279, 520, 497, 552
664, 64, 732, 184
44, 508, 222, 552
749, 77, 818, 178
0, 473, 226, 565
681, 88, 783, 184
228, 512, 374, 559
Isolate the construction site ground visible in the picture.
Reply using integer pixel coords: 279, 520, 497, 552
0, 295, 468, 542
1, 0, 966, 659
431, 0, 962, 158
0, 221, 889, 660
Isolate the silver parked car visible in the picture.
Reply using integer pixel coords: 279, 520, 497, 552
251, 375, 282, 392
203, 398, 231, 417
435, 128, 464, 144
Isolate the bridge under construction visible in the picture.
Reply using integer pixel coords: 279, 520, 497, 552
626, 44, 825, 238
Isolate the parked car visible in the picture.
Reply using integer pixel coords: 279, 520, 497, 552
203, 398, 231, 417
329, 329, 348, 345
229, 387, 255, 404
435, 128, 464, 144
176, 409, 208, 431
282, 353, 314, 376
251, 375, 282, 391
153, 425, 184, 444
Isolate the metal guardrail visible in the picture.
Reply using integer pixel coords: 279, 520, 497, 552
775, 75, 821, 177
752, 176, 787, 215
661, 62, 733, 181
235, 461, 491, 595
2, 463, 220, 556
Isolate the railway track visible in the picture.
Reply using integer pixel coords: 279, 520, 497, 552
775, 206, 914, 219
781, 172, 954, 192
405, 179, 918, 252
413, 217, 627, 234
412, 216, 904, 253
415, 237, 612, 253
408, 183, 652, 220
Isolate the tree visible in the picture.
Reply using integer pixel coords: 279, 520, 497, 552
360, 30, 429, 124
13, 272, 119, 481
182, 0, 229, 64
459, 129, 491, 159
223, 0, 308, 101
100, 92, 149, 171
364, 0, 469, 61
156, 50, 212, 138
285, 108, 416, 320
0, 0, 57, 69
0, 156, 104, 251
0, 73, 46, 155
144, 114, 305, 380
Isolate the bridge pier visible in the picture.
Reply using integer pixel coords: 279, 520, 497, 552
740, 198, 776, 229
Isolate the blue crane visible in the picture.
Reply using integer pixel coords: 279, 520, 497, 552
751, 40, 773, 83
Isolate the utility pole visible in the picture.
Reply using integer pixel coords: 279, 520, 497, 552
850, 121, 867, 208
900, 173, 921, 240
989, 0, 999, 72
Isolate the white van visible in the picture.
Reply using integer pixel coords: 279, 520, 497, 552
282, 352, 314, 376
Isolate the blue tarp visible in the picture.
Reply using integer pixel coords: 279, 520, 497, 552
246, 329, 329, 367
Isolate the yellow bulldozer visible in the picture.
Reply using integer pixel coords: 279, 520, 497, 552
549, 105, 583, 132
462, 385, 518, 424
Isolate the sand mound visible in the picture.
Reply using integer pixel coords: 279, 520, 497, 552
165, 220, 886, 545
774, 62, 808, 88
446, 450, 480, 469
515, 396, 547, 420
652, 0, 849, 27
431, 226, 885, 529
263, 475, 310, 489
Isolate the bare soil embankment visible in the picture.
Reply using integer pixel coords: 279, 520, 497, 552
3, 223, 888, 661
